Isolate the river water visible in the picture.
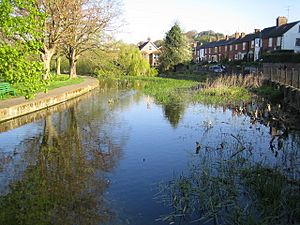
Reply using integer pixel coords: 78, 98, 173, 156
0, 87, 299, 225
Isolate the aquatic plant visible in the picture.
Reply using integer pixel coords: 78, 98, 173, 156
99, 75, 253, 107
156, 137, 300, 225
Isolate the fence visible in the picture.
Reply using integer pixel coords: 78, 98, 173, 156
262, 64, 300, 89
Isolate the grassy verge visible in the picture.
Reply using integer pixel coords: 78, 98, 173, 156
1, 74, 84, 100
46, 75, 84, 90
159, 72, 208, 82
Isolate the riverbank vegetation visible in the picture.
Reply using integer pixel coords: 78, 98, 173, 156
0, 0, 121, 99
157, 137, 300, 225
98, 74, 253, 107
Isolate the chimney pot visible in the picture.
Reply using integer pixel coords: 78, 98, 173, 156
276, 16, 288, 27
254, 29, 261, 33
241, 32, 246, 38
234, 32, 240, 39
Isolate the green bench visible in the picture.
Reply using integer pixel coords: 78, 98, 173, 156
0, 82, 16, 98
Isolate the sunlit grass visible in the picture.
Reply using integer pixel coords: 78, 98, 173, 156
193, 87, 251, 105
100, 75, 252, 106
1, 74, 84, 100
47, 75, 84, 90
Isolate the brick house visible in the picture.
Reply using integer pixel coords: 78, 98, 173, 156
138, 40, 160, 67
195, 16, 300, 63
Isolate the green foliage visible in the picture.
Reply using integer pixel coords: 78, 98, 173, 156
194, 30, 225, 43
254, 85, 283, 102
154, 39, 163, 48
96, 43, 158, 78
159, 23, 192, 72
0, 0, 46, 99
193, 87, 251, 105
118, 44, 158, 77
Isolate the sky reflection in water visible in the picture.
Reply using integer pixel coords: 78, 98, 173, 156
0, 89, 299, 225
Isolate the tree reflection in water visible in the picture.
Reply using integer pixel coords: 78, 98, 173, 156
162, 102, 186, 128
0, 104, 122, 225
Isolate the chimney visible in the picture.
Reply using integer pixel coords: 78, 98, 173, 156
240, 32, 246, 38
225, 35, 229, 41
234, 32, 240, 39
276, 16, 288, 27
254, 29, 261, 33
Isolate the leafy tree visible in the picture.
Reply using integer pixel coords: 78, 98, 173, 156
96, 43, 157, 77
118, 44, 157, 76
159, 23, 192, 72
0, 0, 46, 99
184, 30, 198, 44
194, 30, 225, 43
154, 40, 163, 48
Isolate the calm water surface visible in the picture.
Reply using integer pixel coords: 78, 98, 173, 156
0, 88, 299, 225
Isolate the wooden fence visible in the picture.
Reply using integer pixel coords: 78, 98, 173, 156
263, 66, 300, 89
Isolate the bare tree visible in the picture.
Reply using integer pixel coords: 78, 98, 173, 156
38, 0, 78, 80
63, 0, 121, 78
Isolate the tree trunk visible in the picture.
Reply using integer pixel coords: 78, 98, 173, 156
42, 48, 55, 80
56, 56, 61, 75
69, 48, 77, 78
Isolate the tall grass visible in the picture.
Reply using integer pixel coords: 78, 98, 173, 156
204, 74, 264, 89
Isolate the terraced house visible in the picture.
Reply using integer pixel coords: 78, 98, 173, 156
195, 16, 300, 63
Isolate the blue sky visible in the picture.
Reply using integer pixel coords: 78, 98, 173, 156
115, 0, 300, 44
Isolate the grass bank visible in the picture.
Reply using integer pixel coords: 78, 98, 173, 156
1, 74, 84, 100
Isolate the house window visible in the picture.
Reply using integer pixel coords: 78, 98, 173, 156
235, 44, 238, 50
149, 45, 152, 50
276, 37, 281, 46
268, 37, 273, 47
242, 42, 246, 50
225, 45, 227, 52
296, 38, 300, 46
214, 47, 217, 52
230, 45, 233, 51
209, 48, 211, 54
251, 40, 254, 48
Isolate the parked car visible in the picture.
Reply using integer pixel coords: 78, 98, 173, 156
209, 65, 225, 73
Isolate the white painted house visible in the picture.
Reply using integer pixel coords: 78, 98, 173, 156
261, 17, 300, 53
281, 21, 300, 52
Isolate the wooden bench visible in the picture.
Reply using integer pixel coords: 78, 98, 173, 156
0, 82, 16, 98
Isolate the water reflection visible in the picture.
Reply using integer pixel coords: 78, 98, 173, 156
0, 85, 300, 225
162, 102, 186, 128
0, 91, 126, 225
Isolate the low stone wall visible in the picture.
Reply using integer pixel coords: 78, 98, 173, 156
0, 76, 99, 123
